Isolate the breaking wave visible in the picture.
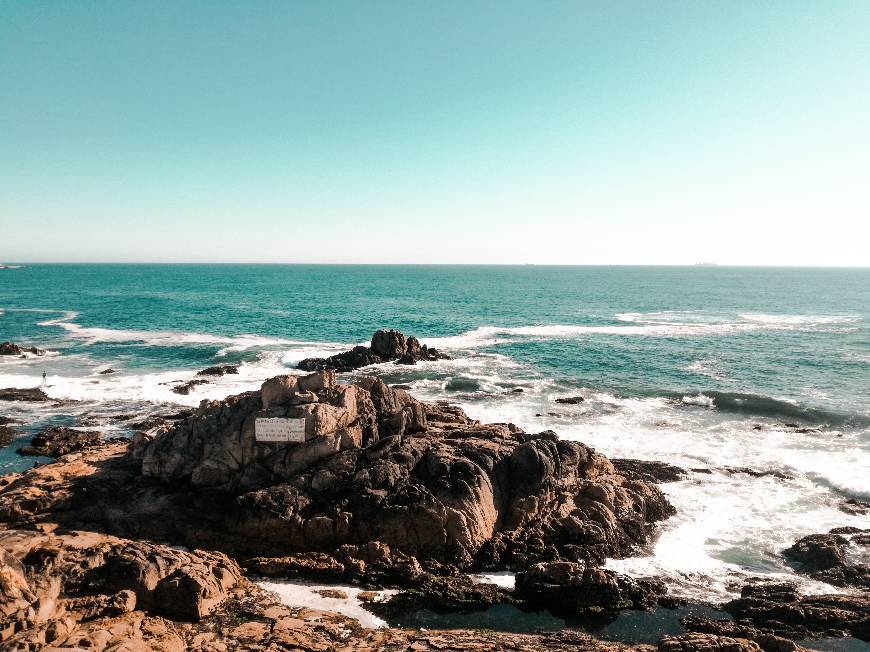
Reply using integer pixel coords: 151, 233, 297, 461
671, 390, 869, 427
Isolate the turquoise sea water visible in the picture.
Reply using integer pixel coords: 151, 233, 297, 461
1, 264, 869, 603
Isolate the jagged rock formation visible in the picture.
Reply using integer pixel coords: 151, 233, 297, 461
723, 581, 870, 641
0, 342, 45, 356
0, 529, 242, 646
0, 370, 688, 648
515, 561, 665, 615
16, 426, 102, 458
127, 370, 672, 569
298, 329, 449, 371
781, 528, 869, 589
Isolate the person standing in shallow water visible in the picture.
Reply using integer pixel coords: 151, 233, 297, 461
42, 371, 46, 386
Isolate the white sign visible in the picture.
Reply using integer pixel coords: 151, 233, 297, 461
255, 417, 306, 443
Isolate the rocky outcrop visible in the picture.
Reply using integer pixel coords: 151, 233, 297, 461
0, 370, 683, 648
0, 387, 49, 402
122, 371, 674, 570
781, 529, 869, 589
0, 529, 242, 647
723, 581, 870, 641
680, 615, 809, 652
555, 396, 585, 405
197, 365, 239, 376
515, 561, 664, 616
298, 329, 449, 371
0, 342, 45, 356
16, 426, 102, 458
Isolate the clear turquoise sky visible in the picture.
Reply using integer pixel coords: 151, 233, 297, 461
1, 1, 868, 264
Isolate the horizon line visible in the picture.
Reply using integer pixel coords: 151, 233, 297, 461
2, 262, 869, 269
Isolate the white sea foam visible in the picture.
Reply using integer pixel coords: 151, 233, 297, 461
471, 571, 516, 590
684, 359, 727, 380
739, 313, 860, 325
682, 394, 715, 407
255, 579, 395, 628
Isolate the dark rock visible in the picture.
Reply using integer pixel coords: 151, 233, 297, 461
782, 534, 848, 572
299, 330, 449, 372
370, 573, 514, 618
197, 365, 239, 376
723, 467, 794, 480
515, 561, 665, 617
0, 425, 18, 447
99, 368, 116, 374
782, 532, 870, 589
172, 379, 210, 395
0, 341, 45, 356
16, 426, 102, 458
0, 387, 50, 402
612, 458, 688, 483
555, 396, 584, 405
723, 581, 870, 641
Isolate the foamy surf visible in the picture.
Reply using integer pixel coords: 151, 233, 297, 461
255, 579, 395, 628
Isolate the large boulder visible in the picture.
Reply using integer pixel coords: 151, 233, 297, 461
782, 529, 870, 589
298, 329, 449, 371
515, 561, 664, 615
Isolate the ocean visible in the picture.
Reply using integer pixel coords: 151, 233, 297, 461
1, 264, 868, 604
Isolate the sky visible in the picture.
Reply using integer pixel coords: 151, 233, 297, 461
1, 1, 869, 265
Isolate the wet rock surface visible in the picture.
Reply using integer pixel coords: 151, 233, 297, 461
722, 581, 870, 641
781, 529, 870, 589
197, 365, 239, 376
171, 378, 210, 395
612, 459, 688, 484
16, 426, 103, 458
298, 329, 450, 371
0, 341, 45, 356
515, 561, 665, 618
0, 387, 50, 402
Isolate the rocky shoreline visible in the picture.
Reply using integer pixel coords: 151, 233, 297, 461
0, 331, 867, 650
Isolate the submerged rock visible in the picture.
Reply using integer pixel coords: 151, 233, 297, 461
555, 396, 585, 405
298, 329, 449, 372
171, 378, 210, 395
612, 458, 688, 483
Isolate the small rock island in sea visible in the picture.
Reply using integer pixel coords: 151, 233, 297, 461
0, 331, 867, 650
